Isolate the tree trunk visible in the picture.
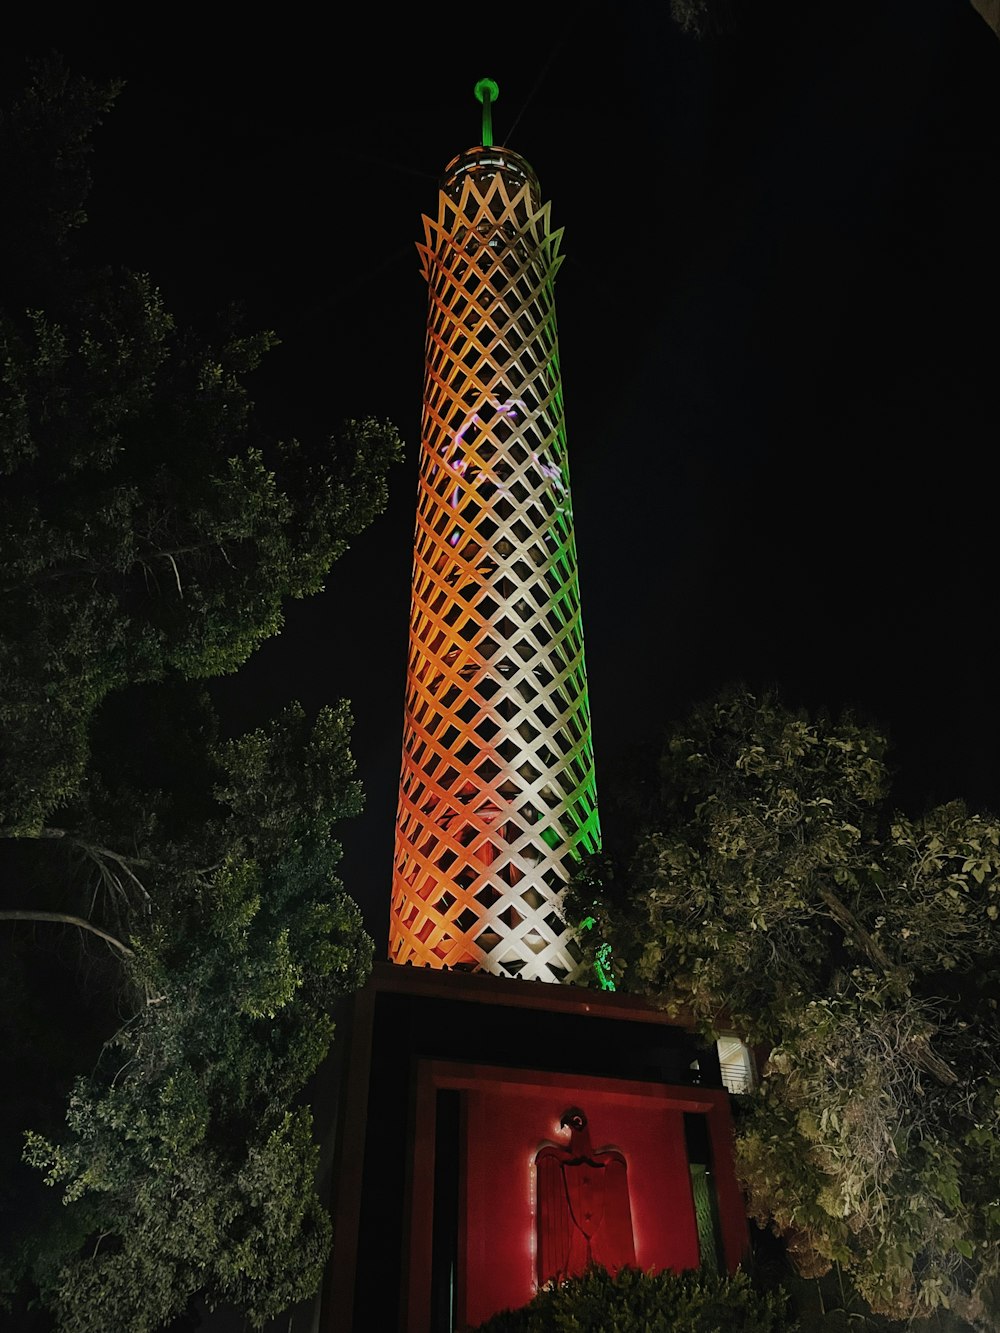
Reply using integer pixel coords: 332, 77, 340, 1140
817, 885, 957, 1087
0, 910, 133, 957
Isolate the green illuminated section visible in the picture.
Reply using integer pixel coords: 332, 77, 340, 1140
690, 1165, 720, 1274
581, 916, 616, 991
474, 77, 499, 147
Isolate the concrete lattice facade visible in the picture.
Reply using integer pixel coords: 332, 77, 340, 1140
389, 142, 599, 982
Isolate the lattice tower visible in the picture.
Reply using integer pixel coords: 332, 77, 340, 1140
389, 118, 600, 984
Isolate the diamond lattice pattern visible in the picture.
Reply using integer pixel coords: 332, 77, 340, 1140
389, 150, 600, 983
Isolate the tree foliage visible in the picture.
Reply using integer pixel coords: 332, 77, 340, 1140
667, 0, 1000, 41
570, 690, 1000, 1329
0, 60, 400, 1329
0, 60, 399, 837
7, 697, 373, 1331
472, 1265, 794, 1332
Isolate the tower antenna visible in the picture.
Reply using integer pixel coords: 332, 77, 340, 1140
474, 77, 499, 147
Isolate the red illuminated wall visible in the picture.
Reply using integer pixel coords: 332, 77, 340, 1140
405, 1061, 747, 1331
463, 1087, 698, 1327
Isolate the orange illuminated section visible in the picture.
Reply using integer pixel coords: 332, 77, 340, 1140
389, 129, 599, 983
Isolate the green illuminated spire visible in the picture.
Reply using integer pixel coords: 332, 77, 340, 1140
474, 77, 499, 147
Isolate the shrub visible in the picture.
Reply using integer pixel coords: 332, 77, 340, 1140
472, 1265, 796, 1332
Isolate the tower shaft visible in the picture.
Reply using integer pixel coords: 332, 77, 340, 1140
389, 144, 598, 983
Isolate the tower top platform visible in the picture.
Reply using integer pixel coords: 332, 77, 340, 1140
441, 144, 540, 208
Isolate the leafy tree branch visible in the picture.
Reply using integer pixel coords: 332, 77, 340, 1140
0, 911, 134, 958
0, 60, 398, 1331
570, 688, 1000, 1328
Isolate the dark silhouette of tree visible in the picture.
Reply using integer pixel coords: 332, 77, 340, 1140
0, 60, 400, 1330
572, 689, 1000, 1328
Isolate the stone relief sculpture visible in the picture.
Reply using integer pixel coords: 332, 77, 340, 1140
535, 1106, 636, 1284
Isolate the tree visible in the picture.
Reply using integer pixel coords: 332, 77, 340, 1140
0, 61, 401, 1329
668, 0, 1000, 41
0, 61, 398, 838
570, 690, 1000, 1329
6, 694, 375, 1331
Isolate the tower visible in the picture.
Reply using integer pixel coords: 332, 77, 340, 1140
328, 88, 750, 1330
389, 81, 599, 982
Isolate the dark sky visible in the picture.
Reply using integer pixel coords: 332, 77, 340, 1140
7, 1, 1000, 951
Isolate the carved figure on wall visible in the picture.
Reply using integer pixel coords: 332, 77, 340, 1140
535, 1106, 636, 1284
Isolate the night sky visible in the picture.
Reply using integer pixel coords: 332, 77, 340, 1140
6, 1, 1000, 951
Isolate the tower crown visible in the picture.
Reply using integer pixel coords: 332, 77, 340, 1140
441, 145, 540, 210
